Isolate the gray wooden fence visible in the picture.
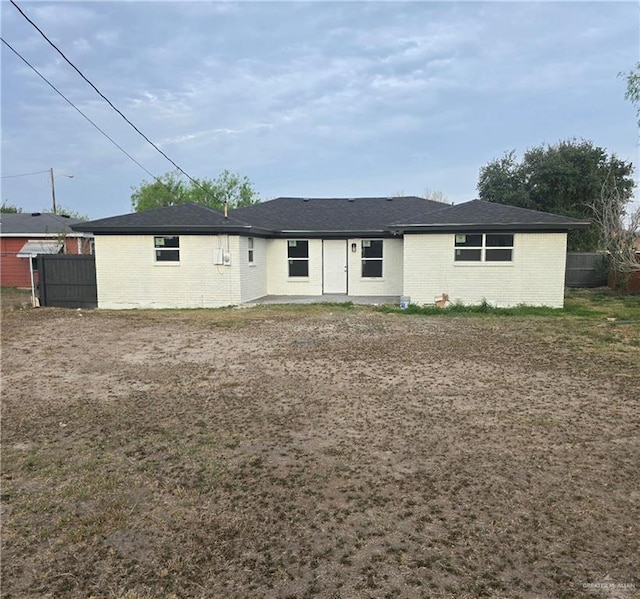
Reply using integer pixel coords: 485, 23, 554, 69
38, 254, 97, 308
565, 252, 607, 288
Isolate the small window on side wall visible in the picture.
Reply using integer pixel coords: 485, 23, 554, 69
248, 237, 254, 263
287, 240, 309, 277
362, 239, 383, 277
154, 236, 180, 262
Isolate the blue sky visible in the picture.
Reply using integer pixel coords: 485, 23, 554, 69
1, 1, 638, 219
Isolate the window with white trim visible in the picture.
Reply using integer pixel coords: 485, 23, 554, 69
454, 233, 513, 262
248, 237, 254, 263
287, 240, 308, 276
362, 239, 383, 277
154, 236, 180, 262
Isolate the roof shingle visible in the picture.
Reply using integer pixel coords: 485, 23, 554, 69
71, 203, 255, 233
1, 212, 85, 235
231, 196, 446, 232
390, 199, 590, 231
70, 198, 590, 235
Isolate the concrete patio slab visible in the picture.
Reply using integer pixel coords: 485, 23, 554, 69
246, 294, 401, 305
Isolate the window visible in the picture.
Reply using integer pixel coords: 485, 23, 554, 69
454, 233, 513, 262
287, 240, 308, 277
453, 234, 483, 261
485, 234, 514, 261
362, 239, 383, 277
248, 237, 254, 263
154, 236, 180, 262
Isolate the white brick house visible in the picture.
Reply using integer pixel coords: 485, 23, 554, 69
72, 197, 589, 309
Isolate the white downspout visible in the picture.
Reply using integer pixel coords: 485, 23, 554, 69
29, 256, 36, 307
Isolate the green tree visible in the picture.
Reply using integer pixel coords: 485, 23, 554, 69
477, 139, 635, 251
131, 169, 260, 212
477, 150, 529, 208
56, 206, 89, 220
1, 200, 22, 213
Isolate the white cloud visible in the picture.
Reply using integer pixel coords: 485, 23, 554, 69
370, 72, 429, 92
72, 38, 91, 53
95, 30, 120, 47
13, 56, 84, 92
156, 124, 274, 148
30, 4, 99, 28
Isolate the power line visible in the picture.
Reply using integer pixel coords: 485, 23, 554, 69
1, 169, 50, 179
1, 37, 159, 182
2, 38, 205, 211
10, 0, 210, 197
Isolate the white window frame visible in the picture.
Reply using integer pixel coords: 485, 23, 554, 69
287, 239, 309, 277
361, 239, 383, 278
154, 235, 180, 263
248, 237, 254, 264
454, 233, 514, 263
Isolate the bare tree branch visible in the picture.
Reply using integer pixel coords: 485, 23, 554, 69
589, 170, 640, 289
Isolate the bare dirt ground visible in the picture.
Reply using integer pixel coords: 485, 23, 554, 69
1, 303, 639, 599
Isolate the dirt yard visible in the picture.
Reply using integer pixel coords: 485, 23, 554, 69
1, 303, 639, 598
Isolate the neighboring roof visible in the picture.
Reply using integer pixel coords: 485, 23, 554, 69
391, 199, 591, 232
71, 198, 590, 236
1, 212, 87, 235
16, 240, 63, 258
71, 203, 269, 235
231, 196, 446, 235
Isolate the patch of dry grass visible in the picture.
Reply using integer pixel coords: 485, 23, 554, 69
0, 286, 32, 310
1, 302, 639, 598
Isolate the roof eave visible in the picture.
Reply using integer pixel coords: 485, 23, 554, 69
391, 222, 591, 233
274, 229, 399, 238
74, 224, 274, 236
1, 231, 92, 237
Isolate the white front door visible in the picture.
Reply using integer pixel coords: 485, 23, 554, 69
323, 240, 347, 294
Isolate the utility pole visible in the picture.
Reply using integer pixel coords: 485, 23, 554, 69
49, 168, 73, 214
50, 167, 57, 214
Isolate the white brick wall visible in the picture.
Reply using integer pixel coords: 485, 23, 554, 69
266, 238, 323, 295
239, 236, 268, 302
95, 235, 243, 309
402, 232, 568, 308
347, 238, 403, 295
95, 232, 567, 308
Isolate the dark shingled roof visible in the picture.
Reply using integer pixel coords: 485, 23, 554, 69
71, 203, 265, 234
390, 199, 590, 232
231, 196, 446, 234
1, 212, 86, 234
71, 198, 590, 235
